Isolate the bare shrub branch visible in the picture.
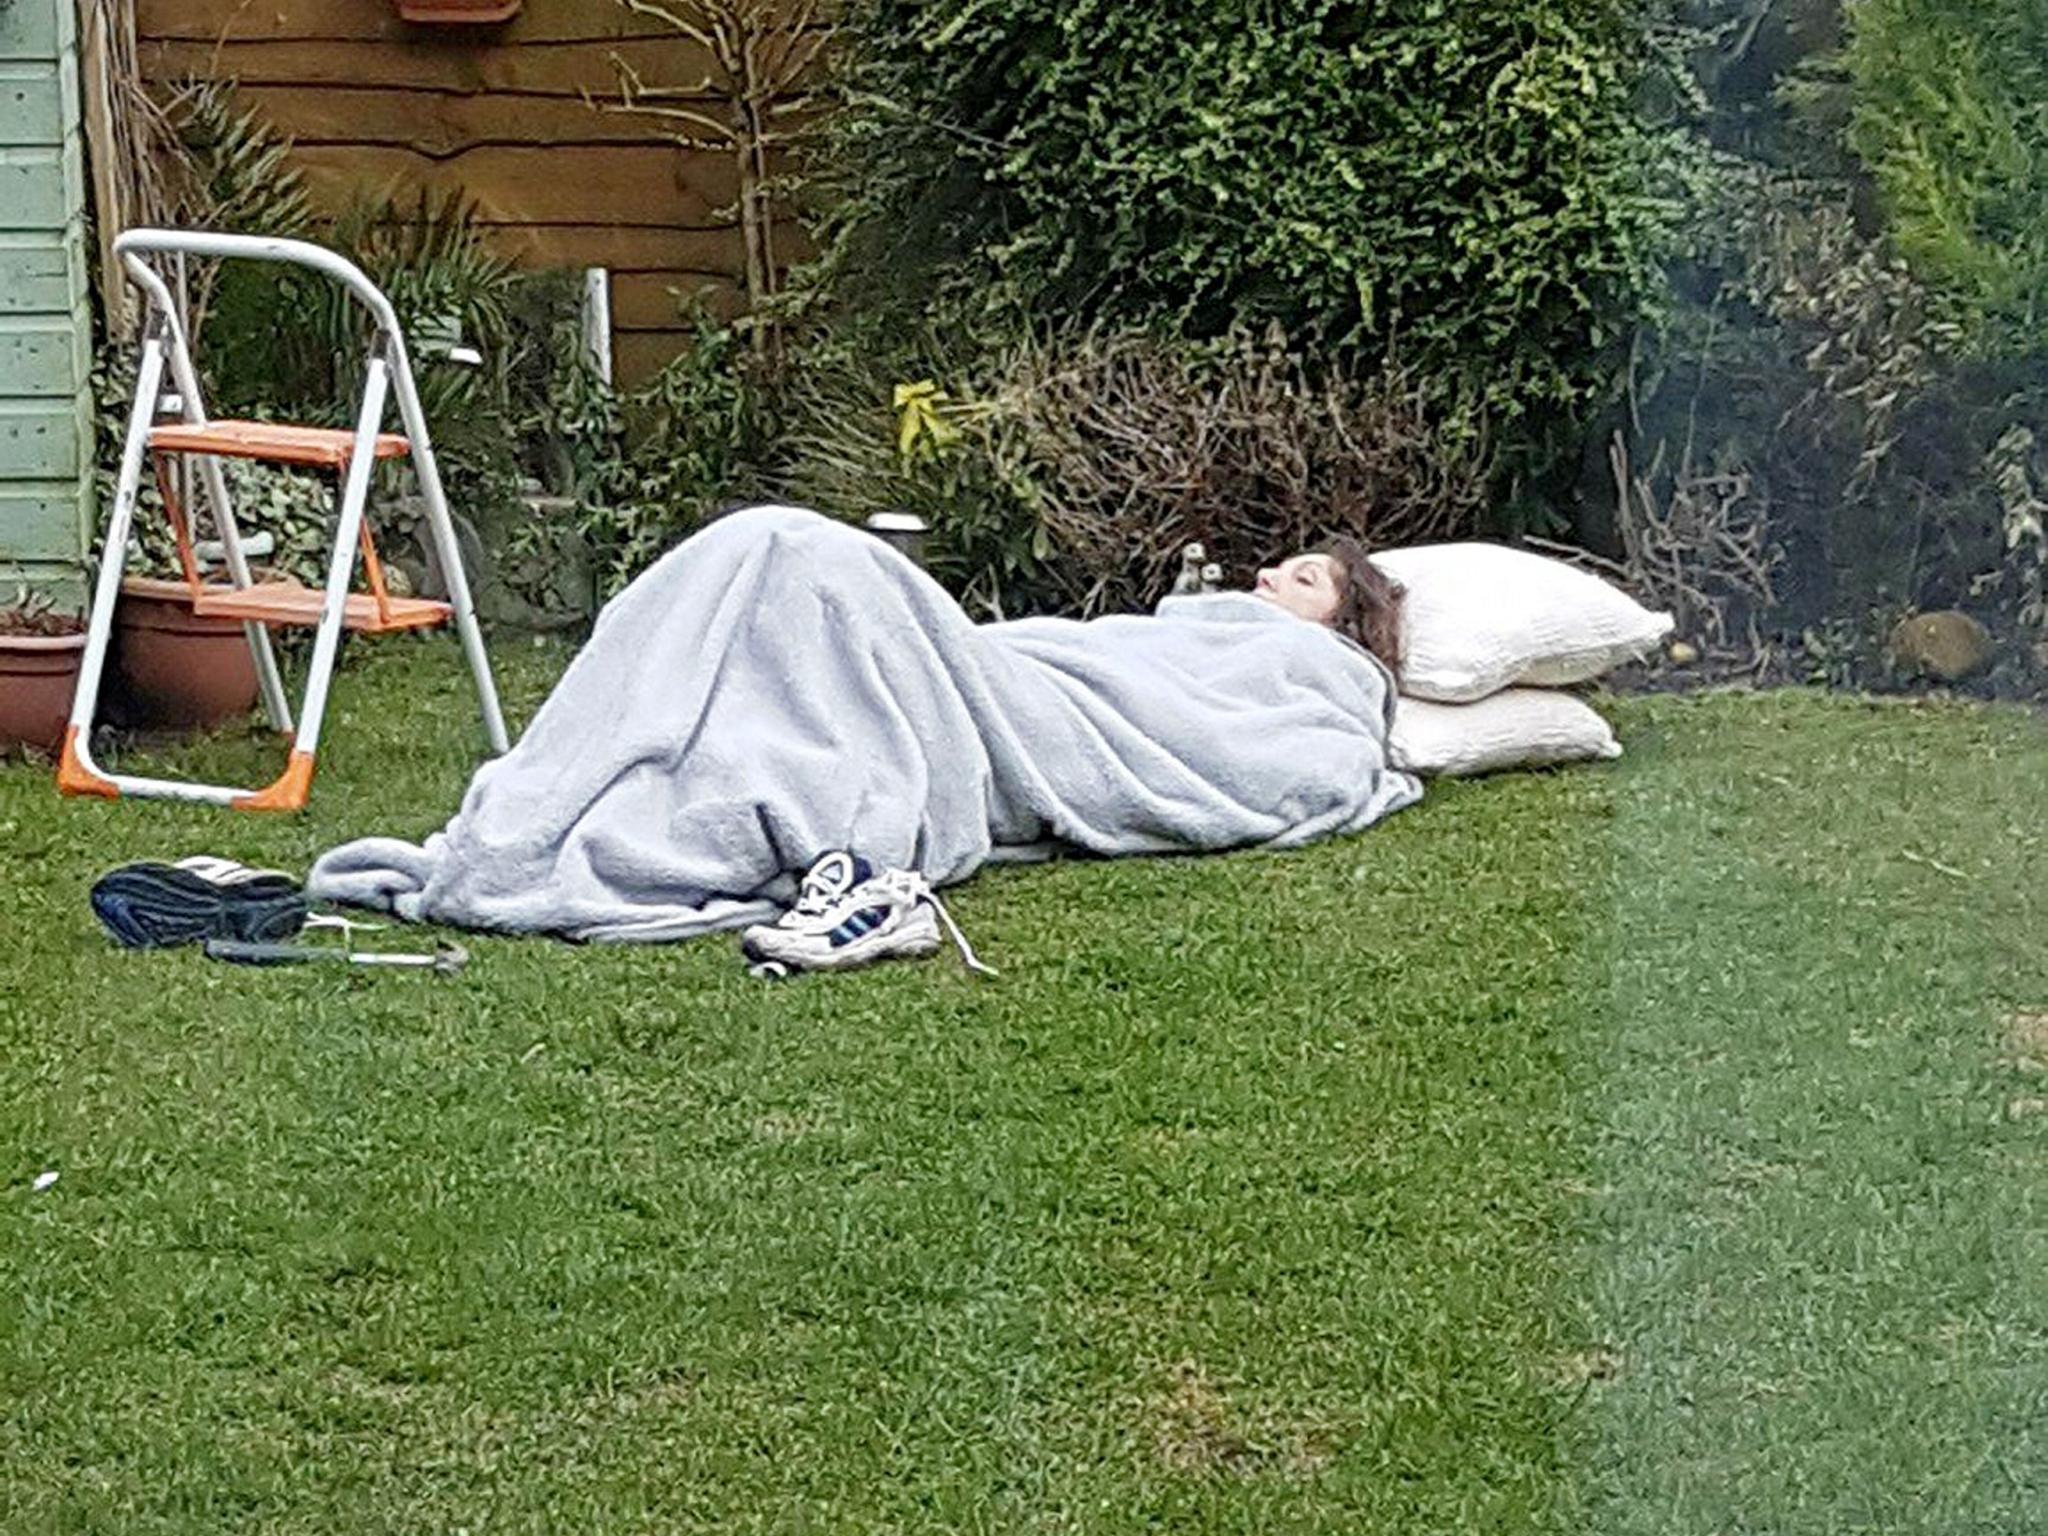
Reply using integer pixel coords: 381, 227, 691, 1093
1610, 429, 1780, 656
975, 328, 1492, 614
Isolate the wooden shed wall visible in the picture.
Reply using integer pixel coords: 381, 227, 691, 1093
134, 0, 781, 383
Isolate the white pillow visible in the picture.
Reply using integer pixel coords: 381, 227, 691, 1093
1368, 542, 1673, 703
1389, 689, 1622, 778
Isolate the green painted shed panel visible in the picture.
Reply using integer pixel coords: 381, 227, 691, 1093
0, 0, 73, 60
0, 401, 82, 480
0, 0, 93, 605
0, 54, 77, 144
0, 233, 86, 315
0, 140, 86, 233
0, 314, 88, 396
0, 481, 85, 565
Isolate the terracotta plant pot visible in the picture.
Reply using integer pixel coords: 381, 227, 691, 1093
394, 0, 522, 21
113, 577, 260, 729
0, 631, 86, 756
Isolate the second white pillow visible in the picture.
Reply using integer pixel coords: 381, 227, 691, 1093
1389, 689, 1623, 778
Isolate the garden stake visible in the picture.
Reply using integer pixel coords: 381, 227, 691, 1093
203, 938, 469, 974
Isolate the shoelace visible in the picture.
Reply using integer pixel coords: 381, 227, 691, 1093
303, 913, 387, 937
879, 870, 997, 978
791, 875, 848, 919
923, 887, 999, 978
787, 853, 867, 919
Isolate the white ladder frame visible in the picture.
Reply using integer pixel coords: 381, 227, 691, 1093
61, 229, 510, 810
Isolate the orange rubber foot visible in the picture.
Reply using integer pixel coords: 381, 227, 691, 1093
233, 750, 316, 812
55, 726, 118, 799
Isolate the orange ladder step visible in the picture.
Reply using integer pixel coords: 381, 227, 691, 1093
186, 578, 451, 634
149, 419, 410, 471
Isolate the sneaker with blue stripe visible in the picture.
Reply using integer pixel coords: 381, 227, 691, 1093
740, 851, 996, 976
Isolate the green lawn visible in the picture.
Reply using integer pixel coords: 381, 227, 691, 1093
3, 637, 2045, 1533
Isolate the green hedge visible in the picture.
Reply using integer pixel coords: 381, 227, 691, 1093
1845, 0, 2048, 359
817, 0, 1677, 446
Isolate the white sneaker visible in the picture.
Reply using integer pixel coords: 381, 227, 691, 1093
740, 851, 996, 976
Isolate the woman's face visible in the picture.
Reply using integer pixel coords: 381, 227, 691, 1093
1252, 553, 1342, 625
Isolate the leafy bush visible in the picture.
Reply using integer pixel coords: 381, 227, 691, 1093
535, 309, 776, 601
1592, 0, 2048, 695
814, 0, 1678, 456
1843, 0, 2048, 358
147, 78, 317, 333
773, 333, 1060, 616
204, 190, 520, 438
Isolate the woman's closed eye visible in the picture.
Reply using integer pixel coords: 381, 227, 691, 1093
1251, 553, 1342, 625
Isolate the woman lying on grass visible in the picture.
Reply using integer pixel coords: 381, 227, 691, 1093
1251, 538, 1407, 683
310, 506, 1422, 967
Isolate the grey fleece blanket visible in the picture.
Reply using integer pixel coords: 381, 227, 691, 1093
308, 506, 1422, 940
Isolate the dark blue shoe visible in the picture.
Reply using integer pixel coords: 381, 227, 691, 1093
91, 856, 308, 950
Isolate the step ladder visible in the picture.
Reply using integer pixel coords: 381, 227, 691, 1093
60, 229, 510, 811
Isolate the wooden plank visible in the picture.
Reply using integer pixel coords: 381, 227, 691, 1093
612, 329, 717, 386
609, 315, 751, 387
609, 270, 741, 329
290, 142, 743, 229
0, 0, 74, 61
469, 219, 769, 273
136, 0, 741, 45
141, 36, 723, 97
78, 0, 130, 331
0, 236, 81, 313
231, 82, 714, 155
0, 316, 88, 396
147, 0, 642, 45
299, 216, 781, 280
0, 400, 83, 480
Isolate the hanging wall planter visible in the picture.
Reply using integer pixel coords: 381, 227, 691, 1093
394, 0, 523, 22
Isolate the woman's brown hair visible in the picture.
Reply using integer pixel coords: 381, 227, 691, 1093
1319, 536, 1406, 684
